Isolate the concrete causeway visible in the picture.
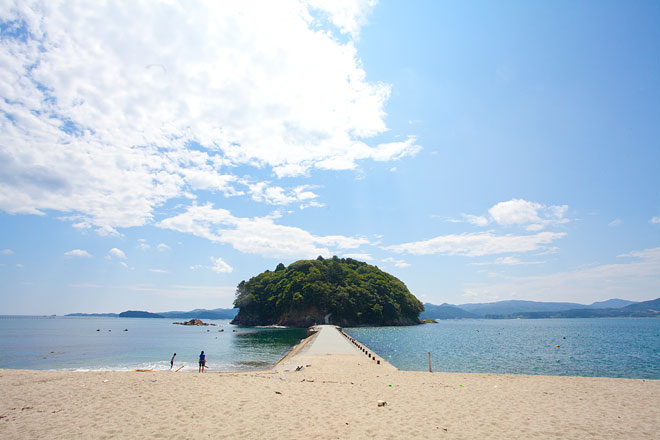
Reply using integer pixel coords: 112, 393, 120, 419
276, 325, 395, 371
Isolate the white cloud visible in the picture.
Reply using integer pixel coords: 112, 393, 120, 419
387, 231, 566, 257
137, 243, 151, 251
15, 263, 24, 268
0, 0, 417, 232
156, 243, 171, 252
210, 257, 233, 274
342, 253, 373, 261
107, 248, 127, 260
488, 199, 568, 231
247, 182, 324, 208
64, 249, 92, 258
462, 214, 490, 227
382, 257, 411, 268
157, 203, 369, 259
149, 269, 168, 273
127, 283, 236, 302
68, 283, 101, 289
651, 217, 660, 224
462, 247, 660, 303
472, 256, 545, 266
608, 219, 622, 227
306, 0, 377, 37
0, 249, 13, 255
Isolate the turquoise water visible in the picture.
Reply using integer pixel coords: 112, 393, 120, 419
346, 318, 660, 379
2, 317, 659, 378
0, 316, 308, 372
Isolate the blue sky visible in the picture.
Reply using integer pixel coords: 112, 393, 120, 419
1, 0, 659, 314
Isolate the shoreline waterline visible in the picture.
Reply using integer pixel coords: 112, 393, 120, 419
2, 326, 659, 439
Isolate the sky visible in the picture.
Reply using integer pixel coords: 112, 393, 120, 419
1, 0, 659, 315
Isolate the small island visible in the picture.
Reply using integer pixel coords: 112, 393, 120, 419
231, 256, 424, 327
173, 319, 217, 326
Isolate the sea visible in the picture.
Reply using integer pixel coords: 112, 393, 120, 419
345, 318, 660, 379
0, 316, 308, 372
1, 316, 659, 379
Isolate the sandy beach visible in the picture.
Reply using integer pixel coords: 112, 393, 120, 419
1, 325, 658, 439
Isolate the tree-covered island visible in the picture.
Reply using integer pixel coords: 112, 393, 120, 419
230, 256, 424, 327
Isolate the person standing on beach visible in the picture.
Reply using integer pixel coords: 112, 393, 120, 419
199, 350, 206, 373
170, 353, 176, 369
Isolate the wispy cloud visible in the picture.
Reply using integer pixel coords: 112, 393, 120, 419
472, 256, 545, 266
210, 257, 233, 274
651, 217, 660, 224
158, 203, 369, 259
64, 249, 92, 258
126, 283, 236, 301
608, 219, 622, 227
462, 247, 660, 303
342, 253, 373, 261
107, 248, 127, 260
247, 183, 324, 209
68, 283, 102, 289
0, 249, 13, 255
382, 257, 411, 268
387, 231, 565, 257
462, 214, 490, 227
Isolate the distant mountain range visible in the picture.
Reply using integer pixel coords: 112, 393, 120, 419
420, 298, 660, 320
67, 307, 239, 319
67, 297, 660, 321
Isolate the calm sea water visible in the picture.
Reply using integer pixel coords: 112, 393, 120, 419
346, 318, 660, 379
1, 317, 659, 378
0, 316, 308, 372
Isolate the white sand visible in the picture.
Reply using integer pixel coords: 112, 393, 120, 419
1, 326, 659, 439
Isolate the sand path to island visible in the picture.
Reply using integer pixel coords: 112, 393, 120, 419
1, 325, 659, 439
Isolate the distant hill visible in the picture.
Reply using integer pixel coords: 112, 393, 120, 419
118, 310, 164, 318
485, 298, 660, 319
585, 299, 638, 309
420, 303, 479, 320
158, 308, 238, 319
457, 300, 587, 317
66, 313, 119, 317
67, 308, 238, 319
619, 298, 660, 314
419, 298, 652, 320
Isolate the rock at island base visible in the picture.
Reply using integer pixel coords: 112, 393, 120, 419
173, 319, 217, 326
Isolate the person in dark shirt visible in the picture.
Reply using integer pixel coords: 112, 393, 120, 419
170, 353, 176, 369
198, 351, 206, 372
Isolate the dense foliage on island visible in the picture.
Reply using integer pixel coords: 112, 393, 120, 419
231, 257, 424, 327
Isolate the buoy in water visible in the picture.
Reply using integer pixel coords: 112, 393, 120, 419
556, 344, 560, 348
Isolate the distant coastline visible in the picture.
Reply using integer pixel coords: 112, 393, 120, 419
66, 307, 239, 320
60, 297, 660, 321
420, 297, 660, 320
